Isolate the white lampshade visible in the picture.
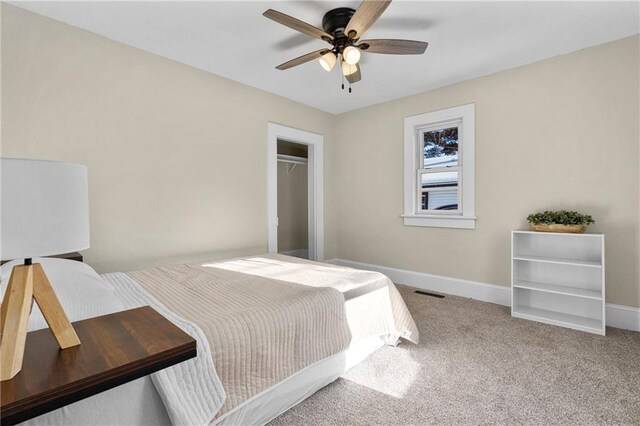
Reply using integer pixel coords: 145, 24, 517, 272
343, 46, 361, 65
1, 158, 90, 261
318, 51, 337, 72
342, 61, 357, 76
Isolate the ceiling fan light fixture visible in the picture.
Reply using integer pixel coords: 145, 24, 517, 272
318, 51, 337, 72
342, 61, 357, 76
343, 46, 361, 65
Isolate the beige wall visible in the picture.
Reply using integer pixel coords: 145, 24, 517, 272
277, 162, 308, 253
0, 4, 337, 272
2, 5, 639, 309
335, 35, 640, 308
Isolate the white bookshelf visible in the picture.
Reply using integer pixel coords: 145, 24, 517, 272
511, 230, 605, 335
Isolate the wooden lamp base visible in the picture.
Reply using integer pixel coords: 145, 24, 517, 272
0, 263, 81, 381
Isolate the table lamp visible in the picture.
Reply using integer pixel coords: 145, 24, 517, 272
0, 158, 90, 381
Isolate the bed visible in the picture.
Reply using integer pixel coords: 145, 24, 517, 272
0, 254, 418, 425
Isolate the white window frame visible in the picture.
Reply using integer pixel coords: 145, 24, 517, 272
403, 103, 476, 229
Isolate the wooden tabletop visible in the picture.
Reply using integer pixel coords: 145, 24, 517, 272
1, 306, 196, 425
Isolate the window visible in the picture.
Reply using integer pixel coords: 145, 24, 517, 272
419, 123, 460, 213
403, 104, 475, 229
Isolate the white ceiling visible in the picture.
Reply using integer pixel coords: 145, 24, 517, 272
13, 1, 640, 114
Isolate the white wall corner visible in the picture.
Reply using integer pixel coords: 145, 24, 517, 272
335, 258, 640, 332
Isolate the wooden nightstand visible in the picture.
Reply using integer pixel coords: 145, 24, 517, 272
49, 251, 84, 263
0, 252, 83, 266
0, 306, 196, 425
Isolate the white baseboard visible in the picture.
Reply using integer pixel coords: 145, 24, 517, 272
334, 258, 640, 332
335, 259, 511, 306
606, 303, 640, 332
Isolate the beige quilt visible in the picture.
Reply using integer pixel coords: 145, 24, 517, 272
127, 254, 418, 418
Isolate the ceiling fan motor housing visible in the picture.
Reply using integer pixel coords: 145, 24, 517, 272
322, 7, 356, 49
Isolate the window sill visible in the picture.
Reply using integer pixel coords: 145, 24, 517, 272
402, 214, 476, 229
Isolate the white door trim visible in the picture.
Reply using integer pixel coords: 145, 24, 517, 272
267, 122, 324, 261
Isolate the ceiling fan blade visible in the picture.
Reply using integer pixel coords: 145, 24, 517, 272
263, 9, 334, 43
276, 49, 331, 70
358, 39, 428, 55
346, 64, 362, 84
344, 0, 392, 40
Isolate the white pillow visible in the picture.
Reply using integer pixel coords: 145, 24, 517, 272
0, 258, 125, 331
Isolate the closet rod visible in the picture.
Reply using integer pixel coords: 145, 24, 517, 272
277, 154, 308, 165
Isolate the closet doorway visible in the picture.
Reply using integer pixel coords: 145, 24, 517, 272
267, 122, 324, 261
277, 141, 309, 259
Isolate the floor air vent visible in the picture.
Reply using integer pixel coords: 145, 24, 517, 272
414, 290, 445, 298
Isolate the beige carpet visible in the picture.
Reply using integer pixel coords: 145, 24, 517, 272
270, 285, 640, 425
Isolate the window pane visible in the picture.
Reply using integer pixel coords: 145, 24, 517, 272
421, 171, 458, 211
423, 126, 459, 168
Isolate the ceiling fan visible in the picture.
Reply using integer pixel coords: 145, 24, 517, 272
263, 0, 429, 92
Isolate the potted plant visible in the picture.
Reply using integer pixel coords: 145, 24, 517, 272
527, 210, 595, 233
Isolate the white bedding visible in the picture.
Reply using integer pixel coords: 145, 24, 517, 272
0, 258, 125, 331
0, 259, 223, 426
209, 255, 419, 344
215, 335, 386, 425
2, 255, 418, 426
103, 272, 225, 426
18, 377, 171, 426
